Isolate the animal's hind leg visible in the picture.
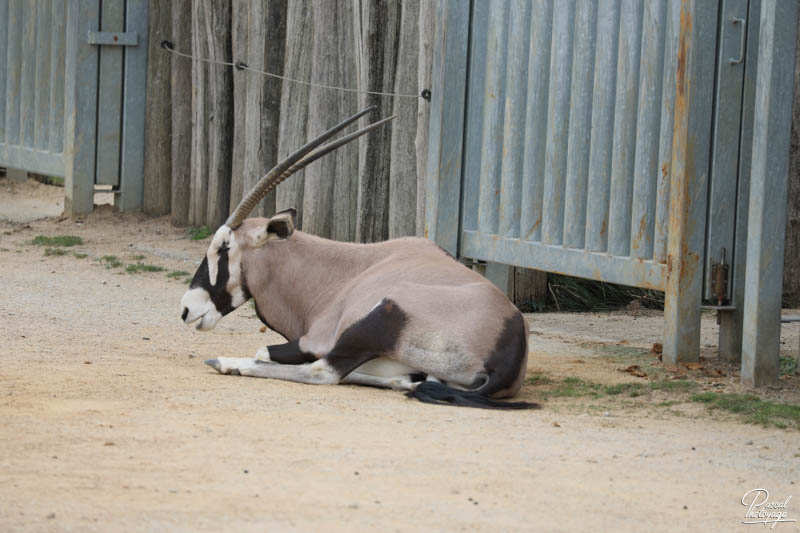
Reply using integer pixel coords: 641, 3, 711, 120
206, 298, 409, 387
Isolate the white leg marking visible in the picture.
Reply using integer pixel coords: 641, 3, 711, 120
342, 372, 415, 391
206, 357, 340, 385
255, 346, 271, 362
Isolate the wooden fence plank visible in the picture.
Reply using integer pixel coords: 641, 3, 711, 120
388, 0, 419, 239
170, 0, 192, 226
275, 1, 312, 226
355, 0, 399, 243
143, 0, 172, 216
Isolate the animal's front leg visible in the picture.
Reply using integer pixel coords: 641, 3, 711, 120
205, 357, 341, 385
255, 340, 317, 364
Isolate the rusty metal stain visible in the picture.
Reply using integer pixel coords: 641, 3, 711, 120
632, 214, 647, 251
676, 5, 691, 99
599, 218, 607, 236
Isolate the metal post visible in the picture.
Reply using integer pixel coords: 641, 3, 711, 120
719, 0, 762, 363
424, 0, 470, 256
741, 0, 798, 386
663, 0, 718, 364
115, 0, 149, 210
63, 0, 99, 216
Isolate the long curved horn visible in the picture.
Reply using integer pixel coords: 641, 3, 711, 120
226, 106, 380, 229
250, 115, 398, 201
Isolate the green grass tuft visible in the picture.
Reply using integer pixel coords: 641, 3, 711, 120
167, 270, 191, 279
126, 262, 165, 274
73, 252, 88, 259
780, 356, 798, 377
691, 392, 800, 429
527, 373, 554, 386
547, 378, 603, 399
32, 235, 83, 247
131, 254, 146, 261
189, 226, 213, 240
44, 247, 67, 256
100, 255, 122, 269
604, 383, 645, 396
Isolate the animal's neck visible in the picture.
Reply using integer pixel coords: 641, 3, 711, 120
242, 231, 382, 340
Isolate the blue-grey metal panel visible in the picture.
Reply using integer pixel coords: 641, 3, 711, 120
34, 0, 52, 151
585, 0, 620, 253
741, 0, 798, 385
630, 0, 667, 260
498, 0, 530, 239
19, 0, 36, 149
454, 0, 720, 300
460, 0, 489, 234
424, 0, 470, 255
607, 0, 643, 257
519, 0, 552, 243
704, 0, 750, 302
653, 0, 681, 264
95, 0, 125, 186
116, 0, 148, 209
477, 1, 509, 237
563, 0, 597, 249
541, 0, 575, 246
0, 0, 7, 145
5, 0, 22, 145
49, 0, 66, 154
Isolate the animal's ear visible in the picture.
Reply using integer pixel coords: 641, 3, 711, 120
243, 208, 296, 248
267, 209, 296, 239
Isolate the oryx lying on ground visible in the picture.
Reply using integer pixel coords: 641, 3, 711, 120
181, 107, 537, 409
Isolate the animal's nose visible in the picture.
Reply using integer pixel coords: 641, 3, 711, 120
181, 308, 189, 322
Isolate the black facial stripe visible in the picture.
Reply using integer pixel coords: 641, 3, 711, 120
189, 252, 234, 316
181, 308, 189, 321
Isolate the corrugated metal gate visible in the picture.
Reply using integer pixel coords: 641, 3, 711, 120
425, 0, 798, 384
0, 0, 148, 214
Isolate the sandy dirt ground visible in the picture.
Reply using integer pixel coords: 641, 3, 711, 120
1, 179, 799, 532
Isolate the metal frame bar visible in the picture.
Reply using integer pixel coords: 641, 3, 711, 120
662, 0, 718, 365
63, 0, 100, 216
115, 0, 149, 210
740, 0, 798, 386
424, 0, 470, 256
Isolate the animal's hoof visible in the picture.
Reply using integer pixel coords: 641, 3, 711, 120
205, 358, 222, 373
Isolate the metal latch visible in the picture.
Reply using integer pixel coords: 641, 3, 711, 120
710, 248, 729, 306
88, 31, 139, 46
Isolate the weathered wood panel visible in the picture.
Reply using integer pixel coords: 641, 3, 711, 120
300, 0, 356, 239
355, 0, 400, 243
242, 0, 287, 219
229, 0, 248, 213
202, 0, 233, 229
170, 0, 192, 226
189, 3, 209, 225
415, 0, 434, 237
388, 0, 419, 239
274, 0, 312, 227
142, 0, 172, 216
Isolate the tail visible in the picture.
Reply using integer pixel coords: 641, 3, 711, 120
406, 381, 539, 410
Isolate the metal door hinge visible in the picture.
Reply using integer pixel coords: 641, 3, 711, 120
710, 248, 730, 306
88, 31, 139, 46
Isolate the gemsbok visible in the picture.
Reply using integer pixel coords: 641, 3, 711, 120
180, 108, 537, 409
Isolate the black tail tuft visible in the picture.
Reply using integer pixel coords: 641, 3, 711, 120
406, 381, 539, 410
